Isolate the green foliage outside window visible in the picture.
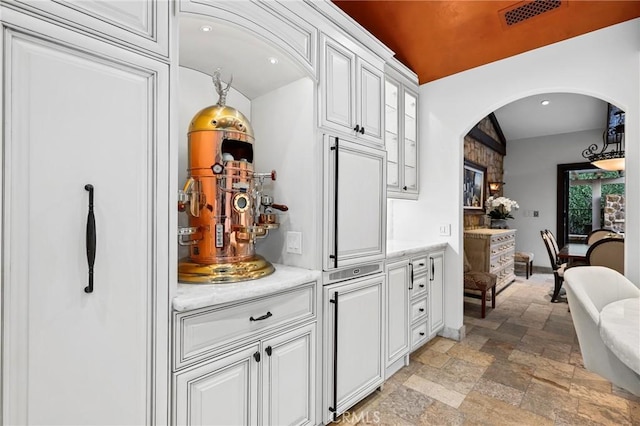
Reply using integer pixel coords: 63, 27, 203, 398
568, 171, 624, 235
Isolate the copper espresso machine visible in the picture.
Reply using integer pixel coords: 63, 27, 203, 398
177, 71, 286, 283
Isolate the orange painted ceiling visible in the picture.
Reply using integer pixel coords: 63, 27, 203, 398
333, 1, 640, 84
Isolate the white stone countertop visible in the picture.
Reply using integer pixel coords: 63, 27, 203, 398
173, 264, 321, 312
386, 240, 448, 260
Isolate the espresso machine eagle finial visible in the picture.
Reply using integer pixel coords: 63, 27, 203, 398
177, 70, 287, 283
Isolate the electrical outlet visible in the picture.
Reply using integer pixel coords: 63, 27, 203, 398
286, 231, 302, 254
439, 224, 451, 236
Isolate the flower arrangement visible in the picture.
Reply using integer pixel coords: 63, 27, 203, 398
486, 196, 519, 220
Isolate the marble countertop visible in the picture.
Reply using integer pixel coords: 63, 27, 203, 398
386, 240, 448, 260
173, 264, 321, 312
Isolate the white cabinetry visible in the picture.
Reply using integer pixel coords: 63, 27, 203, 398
3, 0, 170, 57
173, 282, 318, 426
385, 259, 410, 377
1, 8, 169, 425
323, 274, 384, 423
428, 250, 445, 337
409, 254, 430, 351
385, 62, 420, 198
320, 33, 384, 144
323, 136, 386, 270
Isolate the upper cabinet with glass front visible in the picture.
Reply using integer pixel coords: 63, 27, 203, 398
385, 61, 419, 198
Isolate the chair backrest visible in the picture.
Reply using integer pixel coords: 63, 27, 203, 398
545, 229, 561, 260
587, 228, 617, 245
586, 238, 624, 274
540, 230, 560, 271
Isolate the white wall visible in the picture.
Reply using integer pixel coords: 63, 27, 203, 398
504, 129, 604, 267
252, 78, 319, 269
391, 19, 640, 337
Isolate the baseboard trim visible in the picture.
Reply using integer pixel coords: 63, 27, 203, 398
441, 324, 466, 341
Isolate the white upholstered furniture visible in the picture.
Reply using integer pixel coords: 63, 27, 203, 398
564, 266, 640, 396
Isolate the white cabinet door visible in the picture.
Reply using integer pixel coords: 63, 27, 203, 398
385, 68, 419, 199
385, 260, 410, 367
323, 274, 385, 423
429, 251, 445, 336
2, 12, 169, 425
262, 323, 316, 426
384, 78, 400, 189
175, 345, 260, 426
3, 0, 170, 57
402, 89, 419, 193
323, 136, 386, 270
321, 34, 356, 133
357, 58, 384, 143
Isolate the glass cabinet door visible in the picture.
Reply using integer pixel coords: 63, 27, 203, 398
385, 79, 400, 188
403, 90, 418, 192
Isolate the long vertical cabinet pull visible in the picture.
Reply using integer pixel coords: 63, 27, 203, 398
409, 263, 414, 290
329, 138, 339, 269
84, 184, 96, 293
430, 257, 435, 281
329, 291, 339, 421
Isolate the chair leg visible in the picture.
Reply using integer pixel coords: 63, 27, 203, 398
491, 285, 496, 309
529, 260, 533, 278
551, 275, 563, 303
481, 290, 487, 318
525, 263, 529, 279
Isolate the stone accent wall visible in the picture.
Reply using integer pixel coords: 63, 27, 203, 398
464, 116, 505, 229
604, 194, 625, 233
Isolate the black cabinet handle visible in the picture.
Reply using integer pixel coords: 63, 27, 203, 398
409, 263, 414, 290
353, 124, 361, 133
359, 126, 365, 134
84, 184, 96, 293
420, 284, 425, 288
249, 311, 272, 322
329, 291, 339, 421
430, 258, 435, 281
253, 351, 261, 362
419, 308, 425, 312
403, 186, 407, 191
265, 346, 272, 356
420, 332, 425, 336
329, 138, 339, 269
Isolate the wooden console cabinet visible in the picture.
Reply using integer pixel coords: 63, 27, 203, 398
464, 229, 516, 294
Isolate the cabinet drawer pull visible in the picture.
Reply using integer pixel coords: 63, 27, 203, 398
419, 308, 425, 312
253, 351, 261, 362
265, 346, 272, 356
419, 332, 425, 336
419, 284, 425, 288
249, 311, 272, 322
353, 124, 361, 133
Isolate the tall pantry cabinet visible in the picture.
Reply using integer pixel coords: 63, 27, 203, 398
1, 3, 170, 425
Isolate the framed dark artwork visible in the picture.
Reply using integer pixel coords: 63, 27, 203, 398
463, 160, 486, 211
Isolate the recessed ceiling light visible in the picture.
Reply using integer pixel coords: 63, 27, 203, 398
268, 57, 279, 65
541, 100, 550, 106
200, 25, 212, 32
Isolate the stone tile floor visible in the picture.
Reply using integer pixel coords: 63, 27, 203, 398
332, 273, 640, 425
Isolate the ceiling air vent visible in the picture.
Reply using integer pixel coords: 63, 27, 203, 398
500, 0, 563, 27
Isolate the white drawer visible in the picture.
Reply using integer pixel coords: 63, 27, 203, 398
410, 320, 429, 351
410, 297, 428, 323
411, 256, 429, 275
409, 274, 428, 299
174, 282, 316, 370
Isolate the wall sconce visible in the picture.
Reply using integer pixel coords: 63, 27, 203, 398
488, 182, 504, 196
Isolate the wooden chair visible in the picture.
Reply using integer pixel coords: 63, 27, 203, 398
587, 228, 618, 245
586, 238, 624, 274
463, 251, 497, 318
541, 230, 567, 303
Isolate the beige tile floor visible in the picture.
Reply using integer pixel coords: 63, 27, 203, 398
332, 272, 640, 425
